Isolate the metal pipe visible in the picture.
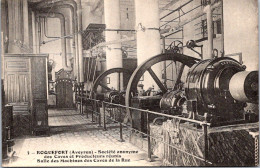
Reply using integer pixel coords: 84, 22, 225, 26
91, 95, 94, 122
1, 32, 5, 79
2, 0, 9, 53
7, 0, 21, 53
203, 124, 209, 166
221, 0, 224, 57
76, 0, 84, 83
162, 35, 167, 87
42, 17, 59, 38
146, 112, 152, 161
80, 84, 83, 114
203, 5, 213, 59
23, 0, 29, 46
38, 12, 72, 71
98, 105, 101, 126
100, 100, 211, 125
34, 0, 79, 79
34, 0, 76, 9
41, 4, 77, 77
102, 101, 107, 131
38, 17, 42, 51
160, 4, 202, 28
32, 11, 37, 53
35, 14, 40, 53
14, 0, 20, 41
119, 107, 124, 142
160, 0, 193, 20
53, 7, 73, 70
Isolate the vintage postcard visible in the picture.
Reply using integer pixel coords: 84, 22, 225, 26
1, 0, 259, 167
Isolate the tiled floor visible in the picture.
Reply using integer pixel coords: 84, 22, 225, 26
49, 109, 92, 126
4, 109, 162, 167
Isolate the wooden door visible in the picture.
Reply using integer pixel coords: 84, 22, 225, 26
4, 54, 49, 135
4, 58, 31, 104
56, 78, 73, 108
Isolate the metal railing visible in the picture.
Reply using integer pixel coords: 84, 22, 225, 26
78, 96, 212, 166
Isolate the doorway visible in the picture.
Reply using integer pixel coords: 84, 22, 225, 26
55, 78, 73, 108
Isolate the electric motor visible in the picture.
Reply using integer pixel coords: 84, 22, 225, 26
229, 71, 258, 103
160, 90, 185, 109
104, 91, 125, 104
185, 57, 247, 120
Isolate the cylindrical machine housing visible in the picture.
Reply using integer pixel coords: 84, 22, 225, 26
229, 71, 258, 103
185, 57, 246, 120
104, 91, 125, 104
160, 90, 186, 110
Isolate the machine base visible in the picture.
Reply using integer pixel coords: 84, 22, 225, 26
150, 120, 258, 166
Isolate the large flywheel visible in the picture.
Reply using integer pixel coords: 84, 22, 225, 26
124, 53, 200, 122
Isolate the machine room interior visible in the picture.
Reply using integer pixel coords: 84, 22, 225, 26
1, 0, 259, 167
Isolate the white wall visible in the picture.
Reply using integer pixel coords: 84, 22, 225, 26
223, 0, 258, 71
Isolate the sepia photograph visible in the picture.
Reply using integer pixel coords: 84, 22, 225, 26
1, 0, 259, 167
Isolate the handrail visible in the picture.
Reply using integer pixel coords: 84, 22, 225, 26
83, 97, 210, 126
77, 96, 212, 165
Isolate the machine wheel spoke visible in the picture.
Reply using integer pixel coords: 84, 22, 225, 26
124, 53, 200, 124
99, 83, 112, 91
147, 67, 168, 93
173, 63, 185, 90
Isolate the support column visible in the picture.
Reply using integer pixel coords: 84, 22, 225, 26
104, 0, 123, 90
71, 6, 78, 80
35, 16, 40, 54
59, 8, 72, 69
76, 0, 84, 83
23, 0, 29, 47
7, 0, 22, 53
204, 5, 213, 59
66, 12, 72, 69
1, 0, 8, 53
32, 11, 37, 54
135, 0, 161, 90
2, 32, 5, 79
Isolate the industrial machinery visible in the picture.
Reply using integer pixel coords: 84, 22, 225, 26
184, 57, 258, 125
91, 68, 132, 104
124, 52, 258, 127
81, 49, 258, 167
